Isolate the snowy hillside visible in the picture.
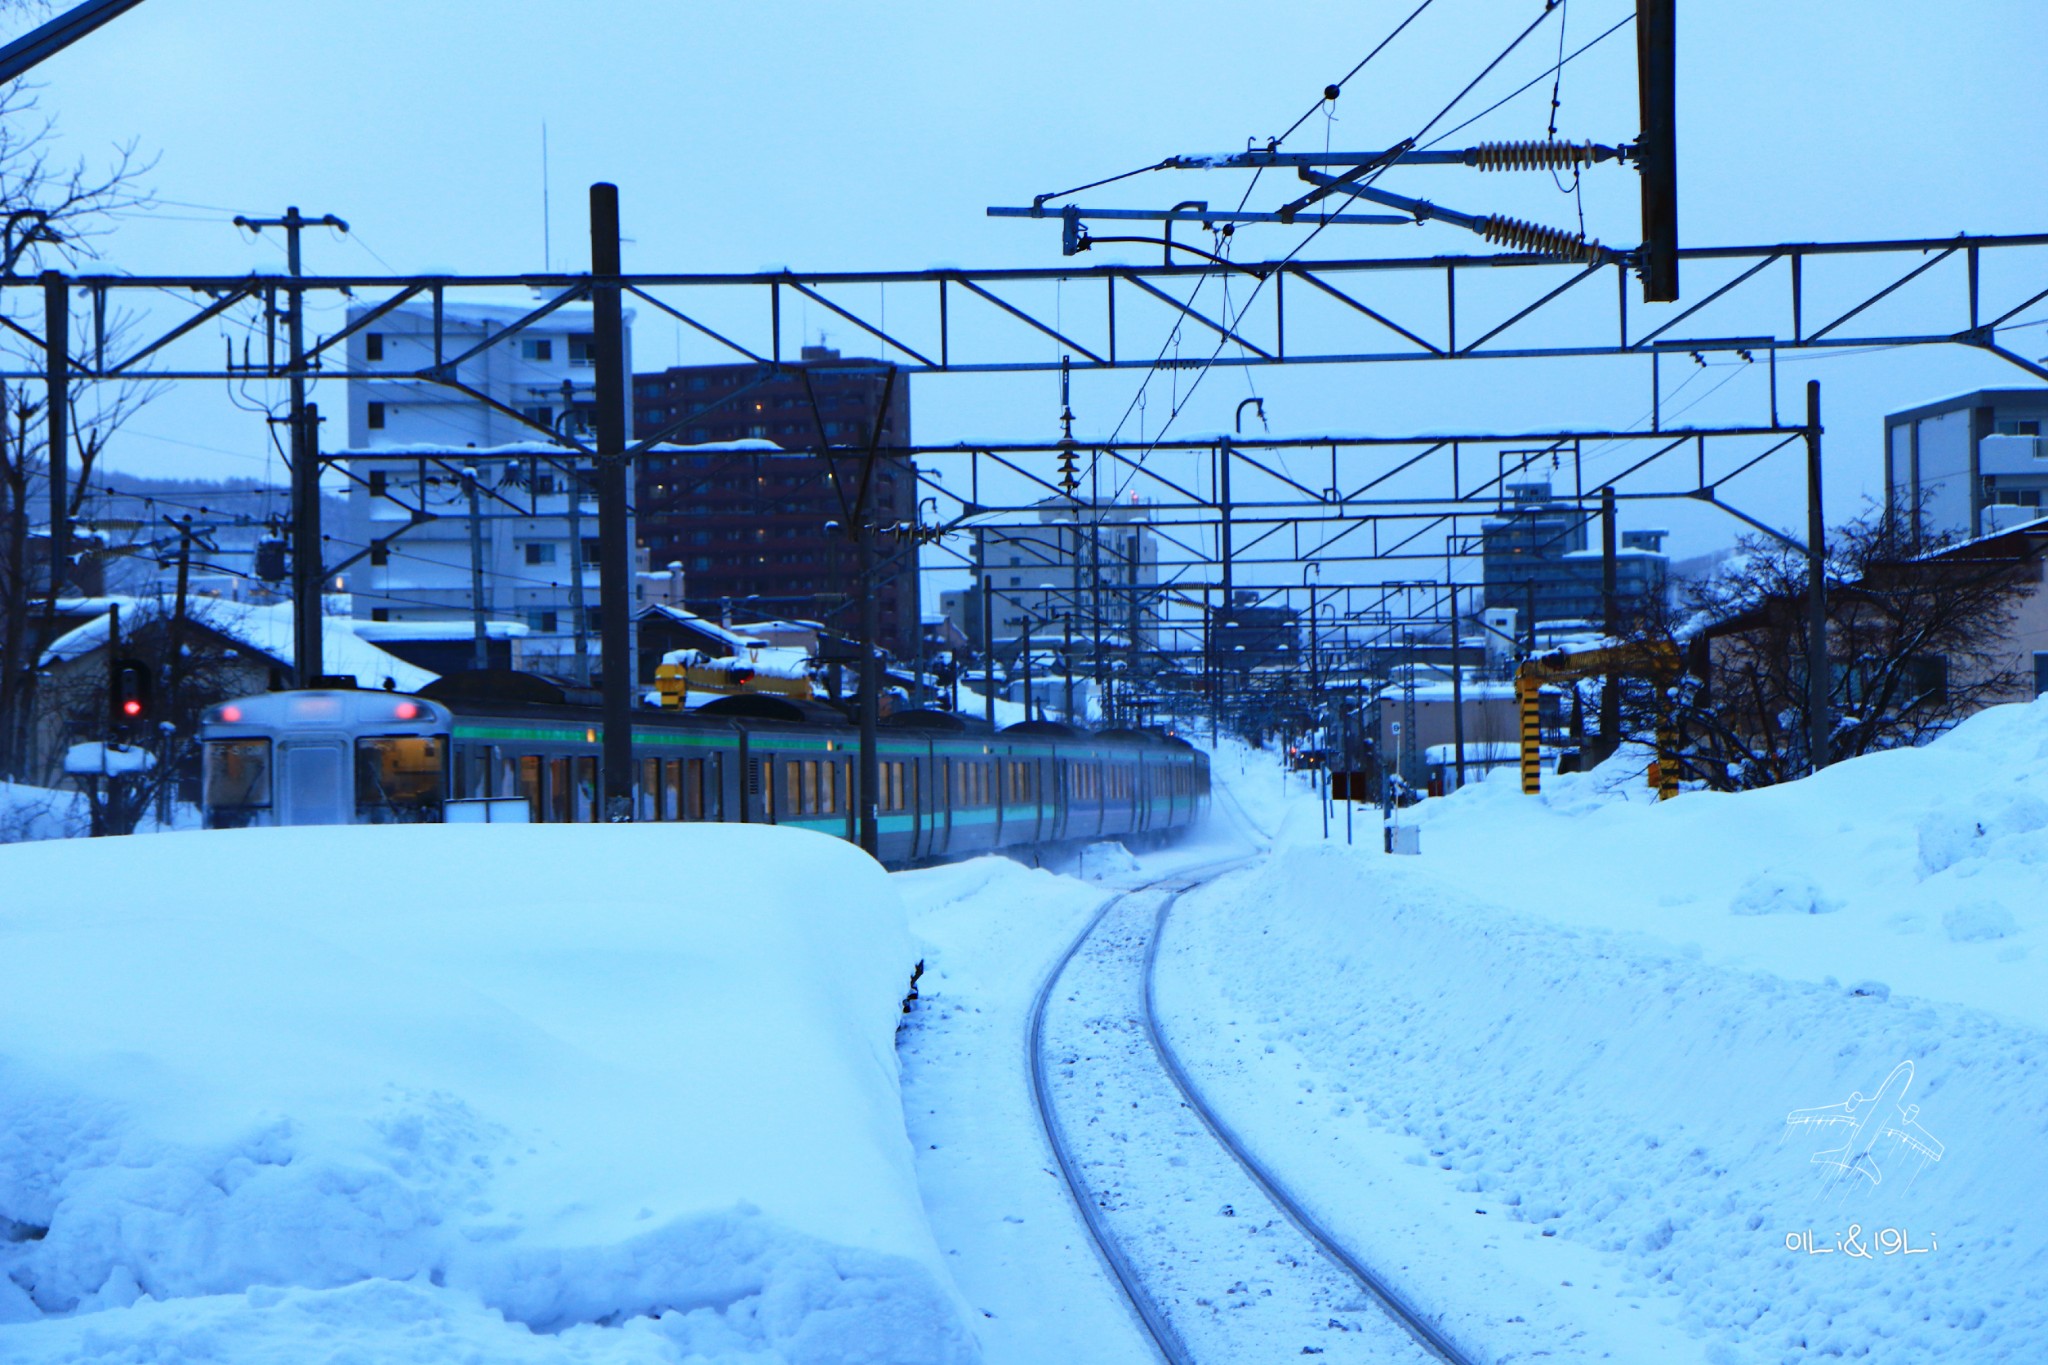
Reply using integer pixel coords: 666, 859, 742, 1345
0, 824, 975, 1363
1155, 704, 2048, 1362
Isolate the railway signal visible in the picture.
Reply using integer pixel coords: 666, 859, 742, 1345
109, 657, 152, 730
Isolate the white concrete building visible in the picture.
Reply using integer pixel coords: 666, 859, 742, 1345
340, 301, 637, 678
958, 496, 1161, 656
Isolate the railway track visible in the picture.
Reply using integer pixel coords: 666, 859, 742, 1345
1028, 857, 1478, 1365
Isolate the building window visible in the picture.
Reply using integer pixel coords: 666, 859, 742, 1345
521, 338, 553, 362
522, 405, 554, 429
529, 610, 559, 632
367, 401, 386, 430
1996, 419, 2042, 436
365, 333, 384, 361
371, 607, 390, 622
748, 424, 769, 438
525, 542, 558, 565
689, 376, 708, 391
568, 334, 595, 366
581, 536, 601, 565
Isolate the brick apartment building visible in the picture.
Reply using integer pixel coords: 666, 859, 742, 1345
632, 347, 919, 657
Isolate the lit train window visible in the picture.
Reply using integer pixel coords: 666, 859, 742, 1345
519, 756, 542, 822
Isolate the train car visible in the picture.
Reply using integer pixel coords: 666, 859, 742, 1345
196, 671, 1209, 867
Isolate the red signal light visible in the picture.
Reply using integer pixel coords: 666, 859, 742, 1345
122, 699, 142, 717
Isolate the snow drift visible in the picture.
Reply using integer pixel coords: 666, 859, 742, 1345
0, 823, 976, 1363
1161, 702, 2048, 1361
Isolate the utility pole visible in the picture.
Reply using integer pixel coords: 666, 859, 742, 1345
588, 183, 634, 819
981, 573, 996, 726
858, 523, 881, 855
1805, 380, 1830, 772
558, 380, 592, 687
1020, 616, 1033, 720
463, 465, 489, 671
42, 274, 67, 611
1599, 484, 1619, 763
1449, 581, 1467, 791
1063, 614, 1075, 723
235, 207, 346, 686
156, 515, 193, 829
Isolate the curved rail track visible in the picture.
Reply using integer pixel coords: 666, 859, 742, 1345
1027, 854, 1479, 1365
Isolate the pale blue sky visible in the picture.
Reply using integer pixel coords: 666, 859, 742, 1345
17, 0, 2048, 584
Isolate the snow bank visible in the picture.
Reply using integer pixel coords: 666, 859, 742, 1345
1155, 701, 2048, 1361
0, 824, 976, 1363
1403, 696, 2048, 1027
1163, 843, 2048, 1362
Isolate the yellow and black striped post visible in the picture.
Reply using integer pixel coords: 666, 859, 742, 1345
1656, 720, 1680, 801
1517, 672, 1543, 794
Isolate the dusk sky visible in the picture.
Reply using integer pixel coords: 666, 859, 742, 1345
15, 0, 2048, 582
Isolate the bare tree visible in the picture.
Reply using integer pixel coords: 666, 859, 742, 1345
1621, 504, 2033, 791
0, 79, 154, 777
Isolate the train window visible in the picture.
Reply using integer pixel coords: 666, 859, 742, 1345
759, 758, 774, 821
548, 757, 572, 823
886, 761, 905, 812
203, 738, 271, 810
354, 736, 445, 822
820, 761, 837, 816
785, 760, 803, 817
639, 758, 661, 821
519, 755, 543, 822
682, 758, 701, 820
574, 756, 598, 822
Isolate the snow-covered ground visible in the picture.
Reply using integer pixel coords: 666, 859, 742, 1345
1148, 708, 2048, 1362
0, 823, 973, 1363
9, 702, 2044, 1363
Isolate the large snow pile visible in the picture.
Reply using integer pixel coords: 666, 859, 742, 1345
0, 824, 976, 1363
1157, 702, 2048, 1362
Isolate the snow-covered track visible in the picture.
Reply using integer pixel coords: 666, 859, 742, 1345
1143, 892, 1477, 1365
1029, 859, 1469, 1364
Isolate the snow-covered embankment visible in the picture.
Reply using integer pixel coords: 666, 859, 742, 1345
0, 823, 976, 1362
1160, 703, 2048, 1362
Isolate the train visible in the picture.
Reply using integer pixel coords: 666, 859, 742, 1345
196, 670, 1211, 866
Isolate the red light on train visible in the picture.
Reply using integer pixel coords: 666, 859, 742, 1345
394, 701, 419, 720
220, 705, 242, 723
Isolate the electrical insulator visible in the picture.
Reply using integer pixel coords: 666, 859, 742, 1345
1480, 215, 1608, 264
1461, 140, 1610, 172
1056, 441, 1080, 496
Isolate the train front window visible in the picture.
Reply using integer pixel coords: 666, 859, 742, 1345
204, 739, 271, 815
354, 736, 446, 822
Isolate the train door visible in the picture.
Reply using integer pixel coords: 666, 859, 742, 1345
277, 736, 350, 825
939, 757, 953, 855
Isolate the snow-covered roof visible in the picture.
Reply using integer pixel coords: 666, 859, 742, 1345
351, 619, 530, 642
637, 603, 761, 654
1423, 741, 1522, 764
41, 600, 436, 692
334, 438, 784, 459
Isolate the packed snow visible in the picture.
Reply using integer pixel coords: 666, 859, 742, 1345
1148, 704, 2048, 1362
0, 823, 974, 1363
